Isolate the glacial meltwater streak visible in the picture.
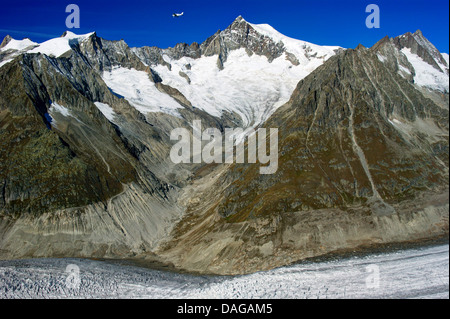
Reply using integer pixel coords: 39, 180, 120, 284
0, 244, 448, 299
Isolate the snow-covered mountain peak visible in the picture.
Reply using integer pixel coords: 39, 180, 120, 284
0, 36, 39, 68
137, 17, 343, 126
0, 31, 94, 58
27, 31, 95, 57
121, 17, 345, 126
61, 30, 95, 40
234, 15, 246, 22
0, 32, 99, 68
0, 36, 38, 52
373, 30, 449, 93
395, 30, 448, 70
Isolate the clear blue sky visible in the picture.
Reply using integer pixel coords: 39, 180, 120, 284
0, 0, 448, 52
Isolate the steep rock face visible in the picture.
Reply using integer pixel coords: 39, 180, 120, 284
156, 43, 449, 274
371, 36, 416, 82
372, 30, 449, 100
199, 16, 286, 67
393, 30, 448, 73
133, 16, 286, 67
131, 46, 169, 69
0, 51, 188, 261
371, 32, 449, 116
166, 42, 202, 60
0, 35, 12, 49
209, 46, 448, 221
0, 53, 170, 217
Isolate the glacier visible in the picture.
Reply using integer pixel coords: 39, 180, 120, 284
0, 244, 448, 299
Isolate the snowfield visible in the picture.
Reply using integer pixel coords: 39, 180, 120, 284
0, 38, 37, 52
0, 31, 92, 68
0, 244, 448, 299
149, 17, 340, 128
153, 44, 338, 128
28, 31, 94, 58
101, 67, 183, 118
401, 48, 449, 93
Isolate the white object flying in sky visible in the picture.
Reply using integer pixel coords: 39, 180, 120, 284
172, 12, 184, 17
